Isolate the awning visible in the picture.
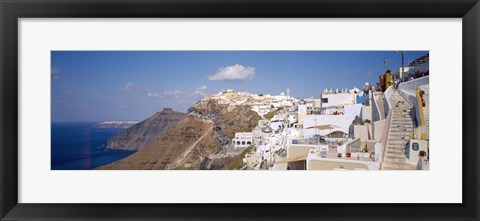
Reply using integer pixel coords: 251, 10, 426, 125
305, 124, 339, 130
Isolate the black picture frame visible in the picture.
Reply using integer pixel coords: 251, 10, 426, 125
1, 0, 479, 220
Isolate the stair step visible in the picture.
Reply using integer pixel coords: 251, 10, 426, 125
384, 155, 407, 160
390, 122, 414, 124
393, 113, 415, 116
382, 165, 416, 170
388, 141, 408, 144
388, 141, 408, 145
389, 132, 412, 135
393, 107, 412, 110
384, 158, 407, 164
386, 150, 405, 154
389, 133, 411, 137
389, 130, 412, 133
392, 107, 413, 109
382, 160, 414, 166
391, 123, 414, 126
392, 118, 415, 121
393, 116, 415, 118
392, 114, 415, 116
384, 149, 406, 154
390, 128, 413, 132
386, 144, 407, 148
388, 137, 410, 141
388, 142, 409, 146
388, 142, 408, 146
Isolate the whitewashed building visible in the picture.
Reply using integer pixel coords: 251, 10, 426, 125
251, 104, 271, 116
320, 88, 356, 108
303, 104, 362, 138
232, 132, 253, 149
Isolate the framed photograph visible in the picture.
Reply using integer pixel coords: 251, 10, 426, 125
1, 0, 479, 220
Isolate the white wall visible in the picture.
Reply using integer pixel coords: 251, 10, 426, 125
288, 113, 298, 124
384, 86, 394, 116
371, 93, 382, 122
398, 76, 430, 127
321, 93, 356, 108
372, 119, 385, 142
233, 132, 253, 149
353, 125, 369, 141
361, 106, 372, 122
298, 104, 307, 125
398, 76, 430, 96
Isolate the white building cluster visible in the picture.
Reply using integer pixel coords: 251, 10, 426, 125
212, 86, 384, 171
201, 88, 297, 117
206, 54, 430, 171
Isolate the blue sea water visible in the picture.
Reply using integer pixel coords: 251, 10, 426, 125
51, 122, 135, 170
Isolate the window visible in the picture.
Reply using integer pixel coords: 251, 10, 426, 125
237, 141, 240, 145
412, 143, 420, 151
242, 141, 245, 145
247, 141, 251, 145
321, 98, 328, 103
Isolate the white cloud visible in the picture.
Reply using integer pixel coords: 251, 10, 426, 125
208, 64, 255, 81
194, 85, 208, 96
147, 86, 208, 98
51, 68, 60, 80
124, 81, 141, 92
147, 90, 165, 97
147, 89, 188, 98
197, 85, 208, 90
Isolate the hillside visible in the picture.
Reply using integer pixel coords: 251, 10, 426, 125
105, 108, 187, 151
97, 100, 261, 170
189, 99, 261, 146
98, 116, 215, 170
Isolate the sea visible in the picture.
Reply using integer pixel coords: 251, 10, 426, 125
51, 122, 135, 170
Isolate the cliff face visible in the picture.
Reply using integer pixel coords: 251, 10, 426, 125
97, 100, 261, 170
98, 116, 215, 170
105, 108, 187, 151
188, 100, 261, 146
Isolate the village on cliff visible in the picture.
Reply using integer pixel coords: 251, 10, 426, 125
198, 53, 430, 170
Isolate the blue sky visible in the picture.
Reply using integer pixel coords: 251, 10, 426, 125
51, 51, 428, 122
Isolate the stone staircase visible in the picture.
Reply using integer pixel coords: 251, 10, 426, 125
382, 90, 417, 170
374, 92, 386, 119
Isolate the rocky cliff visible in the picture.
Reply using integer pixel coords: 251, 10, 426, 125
105, 108, 187, 151
98, 116, 216, 170
97, 100, 261, 170
188, 99, 261, 147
